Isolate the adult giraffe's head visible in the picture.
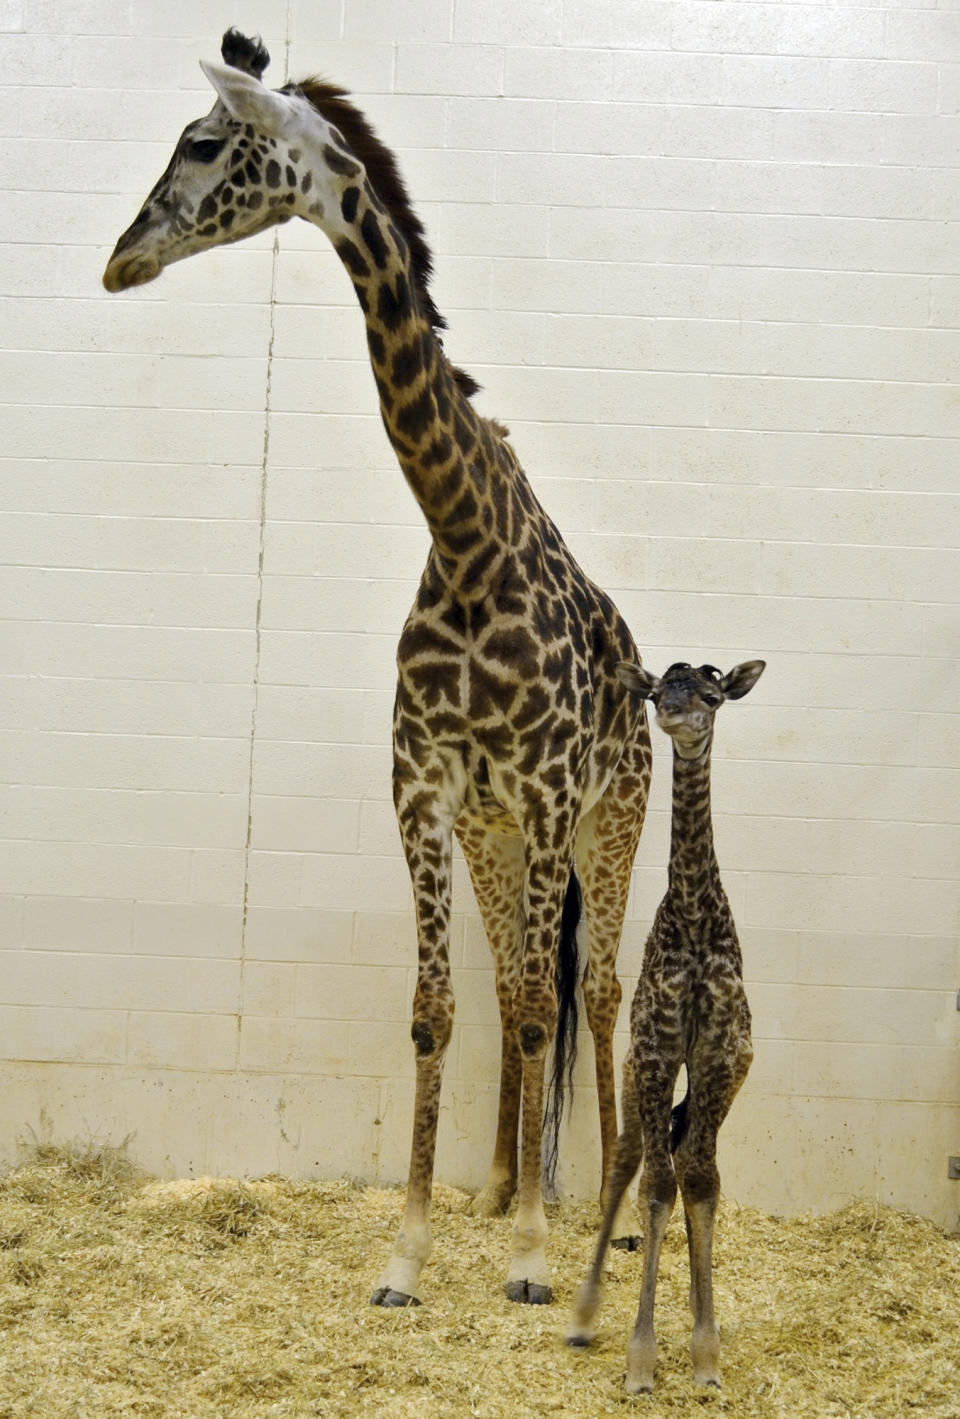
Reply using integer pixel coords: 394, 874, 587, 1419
617, 659, 765, 759
103, 30, 311, 291
103, 28, 458, 350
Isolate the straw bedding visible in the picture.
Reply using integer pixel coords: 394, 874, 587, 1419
0, 1142, 957, 1418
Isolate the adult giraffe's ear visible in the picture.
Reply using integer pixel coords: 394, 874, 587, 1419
720, 660, 766, 700
616, 661, 660, 701
200, 58, 296, 136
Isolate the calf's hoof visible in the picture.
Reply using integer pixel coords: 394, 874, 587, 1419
625, 1377, 654, 1395
468, 1180, 515, 1217
611, 1233, 643, 1252
505, 1279, 553, 1305
370, 1287, 421, 1308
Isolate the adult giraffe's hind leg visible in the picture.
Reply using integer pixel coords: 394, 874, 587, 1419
504, 842, 579, 1304
457, 822, 526, 1219
568, 1053, 644, 1346
576, 724, 651, 1248
506, 1031, 553, 1303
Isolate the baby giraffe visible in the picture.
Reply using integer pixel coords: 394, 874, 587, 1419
568, 657, 765, 1394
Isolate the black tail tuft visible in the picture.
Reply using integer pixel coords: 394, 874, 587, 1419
669, 1085, 690, 1153
542, 871, 582, 1197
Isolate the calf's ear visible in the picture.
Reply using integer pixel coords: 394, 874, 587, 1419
720, 660, 766, 700
616, 662, 660, 700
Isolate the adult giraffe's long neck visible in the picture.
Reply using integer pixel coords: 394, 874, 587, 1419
667, 744, 722, 920
103, 53, 520, 591
303, 114, 512, 587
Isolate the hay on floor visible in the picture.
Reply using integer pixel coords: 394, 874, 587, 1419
0, 1142, 957, 1418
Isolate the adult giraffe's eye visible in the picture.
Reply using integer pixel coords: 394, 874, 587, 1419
186, 138, 226, 164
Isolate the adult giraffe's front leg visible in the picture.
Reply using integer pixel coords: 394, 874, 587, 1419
506, 843, 577, 1304
371, 782, 456, 1308
457, 822, 526, 1219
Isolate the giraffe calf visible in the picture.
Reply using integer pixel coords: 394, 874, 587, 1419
568, 658, 765, 1394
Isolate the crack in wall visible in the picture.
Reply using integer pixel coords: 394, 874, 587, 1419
236, 229, 279, 1070
237, 6, 292, 1069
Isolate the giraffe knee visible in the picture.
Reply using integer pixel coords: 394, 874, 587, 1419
519, 1022, 548, 1058
680, 1165, 719, 1205
411, 1021, 435, 1057
581, 969, 621, 1030
652, 1170, 679, 1209
513, 987, 557, 1060
411, 1014, 452, 1060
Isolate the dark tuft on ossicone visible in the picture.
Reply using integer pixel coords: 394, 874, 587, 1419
221, 28, 270, 79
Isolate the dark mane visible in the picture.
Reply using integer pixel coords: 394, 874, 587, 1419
290, 77, 480, 400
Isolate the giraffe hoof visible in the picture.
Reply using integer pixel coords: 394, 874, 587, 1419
566, 1332, 592, 1349
468, 1185, 514, 1218
370, 1287, 421, 1308
505, 1279, 553, 1305
625, 1379, 654, 1396
611, 1233, 643, 1252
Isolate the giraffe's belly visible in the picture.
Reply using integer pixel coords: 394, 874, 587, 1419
457, 774, 611, 841
457, 807, 524, 838
455, 728, 627, 840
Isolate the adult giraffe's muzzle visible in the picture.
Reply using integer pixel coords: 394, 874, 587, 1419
102, 252, 162, 292
102, 212, 164, 291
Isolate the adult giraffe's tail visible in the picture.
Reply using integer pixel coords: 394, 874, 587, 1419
542, 871, 582, 1196
670, 1079, 691, 1153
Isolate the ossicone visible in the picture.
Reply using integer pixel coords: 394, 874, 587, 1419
221, 27, 270, 79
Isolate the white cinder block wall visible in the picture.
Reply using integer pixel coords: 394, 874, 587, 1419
1, 1, 958, 1231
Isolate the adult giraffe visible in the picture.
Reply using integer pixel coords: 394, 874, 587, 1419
103, 30, 652, 1307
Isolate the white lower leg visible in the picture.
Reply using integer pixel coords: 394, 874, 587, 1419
626, 1327, 658, 1395
686, 1196, 721, 1386
507, 1202, 550, 1290
506, 1009, 554, 1300
374, 1217, 431, 1301
610, 1190, 639, 1246
691, 1320, 721, 1387
568, 1276, 601, 1345
625, 1194, 673, 1393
